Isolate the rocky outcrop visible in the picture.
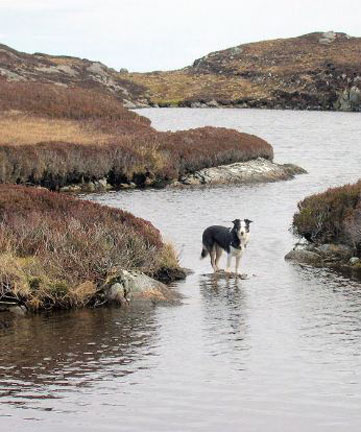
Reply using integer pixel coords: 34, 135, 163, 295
103, 269, 182, 307
285, 243, 361, 279
0, 43, 148, 107
176, 158, 306, 186
0, 268, 184, 322
58, 159, 305, 193
60, 177, 114, 193
58, 158, 305, 192
334, 86, 361, 111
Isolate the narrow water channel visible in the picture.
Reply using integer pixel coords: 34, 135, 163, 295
1, 108, 361, 431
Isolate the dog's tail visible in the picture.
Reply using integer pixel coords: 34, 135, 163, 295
200, 245, 209, 259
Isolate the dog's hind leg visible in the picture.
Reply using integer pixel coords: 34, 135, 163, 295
210, 245, 217, 272
215, 245, 222, 272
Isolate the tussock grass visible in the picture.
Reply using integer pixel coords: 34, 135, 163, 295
124, 71, 262, 104
0, 112, 113, 146
293, 180, 361, 254
0, 185, 176, 311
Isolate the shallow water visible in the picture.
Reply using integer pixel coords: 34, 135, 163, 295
1, 108, 361, 431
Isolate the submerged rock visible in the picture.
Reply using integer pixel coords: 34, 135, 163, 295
317, 243, 353, 260
285, 248, 323, 266
178, 158, 306, 186
286, 242, 361, 280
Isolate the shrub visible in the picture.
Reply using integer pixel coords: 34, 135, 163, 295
161, 127, 273, 175
293, 180, 361, 254
0, 185, 176, 310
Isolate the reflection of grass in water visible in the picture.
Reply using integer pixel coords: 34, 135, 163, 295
0, 307, 158, 394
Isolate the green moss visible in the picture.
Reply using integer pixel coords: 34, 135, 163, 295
28, 277, 42, 292
48, 281, 69, 298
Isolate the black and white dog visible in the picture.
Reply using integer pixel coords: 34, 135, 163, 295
201, 219, 252, 274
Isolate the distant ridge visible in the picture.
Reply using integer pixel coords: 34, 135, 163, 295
1, 32, 361, 111
123, 32, 361, 111
0, 42, 148, 108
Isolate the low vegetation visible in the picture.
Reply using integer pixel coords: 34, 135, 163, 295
293, 180, 361, 254
0, 185, 179, 311
0, 80, 273, 190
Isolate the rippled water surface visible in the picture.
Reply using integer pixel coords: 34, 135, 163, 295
1, 109, 361, 431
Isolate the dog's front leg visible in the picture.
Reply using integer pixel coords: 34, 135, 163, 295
235, 254, 241, 276
226, 253, 232, 273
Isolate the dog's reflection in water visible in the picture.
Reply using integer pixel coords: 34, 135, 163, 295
199, 272, 250, 358
202, 270, 248, 284
200, 271, 245, 298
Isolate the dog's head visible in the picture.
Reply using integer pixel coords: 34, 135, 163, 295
232, 218, 253, 238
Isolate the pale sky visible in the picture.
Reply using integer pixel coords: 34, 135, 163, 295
0, 0, 360, 72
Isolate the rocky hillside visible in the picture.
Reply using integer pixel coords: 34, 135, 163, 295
123, 32, 361, 111
0, 43, 148, 108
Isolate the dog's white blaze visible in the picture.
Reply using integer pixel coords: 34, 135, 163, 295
237, 220, 250, 247
230, 245, 243, 256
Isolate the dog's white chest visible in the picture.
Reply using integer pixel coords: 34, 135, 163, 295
230, 245, 243, 256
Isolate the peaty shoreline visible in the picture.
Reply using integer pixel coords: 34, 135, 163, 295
60, 158, 307, 193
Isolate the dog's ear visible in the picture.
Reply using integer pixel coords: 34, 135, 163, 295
245, 219, 253, 225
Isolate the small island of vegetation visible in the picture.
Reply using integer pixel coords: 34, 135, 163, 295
287, 180, 361, 277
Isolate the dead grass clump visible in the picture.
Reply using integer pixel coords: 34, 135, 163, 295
0, 112, 114, 146
0, 185, 178, 310
293, 180, 361, 254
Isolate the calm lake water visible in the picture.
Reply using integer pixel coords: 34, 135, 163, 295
1, 108, 361, 431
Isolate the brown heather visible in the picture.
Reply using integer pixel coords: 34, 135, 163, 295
293, 181, 361, 254
0, 81, 273, 189
0, 185, 176, 311
0, 80, 149, 124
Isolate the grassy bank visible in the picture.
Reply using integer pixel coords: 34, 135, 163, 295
293, 180, 361, 255
0, 185, 180, 311
0, 81, 273, 190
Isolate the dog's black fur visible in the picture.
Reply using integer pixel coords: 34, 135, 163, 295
201, 219, 252, 273
202, 222, 240, 256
